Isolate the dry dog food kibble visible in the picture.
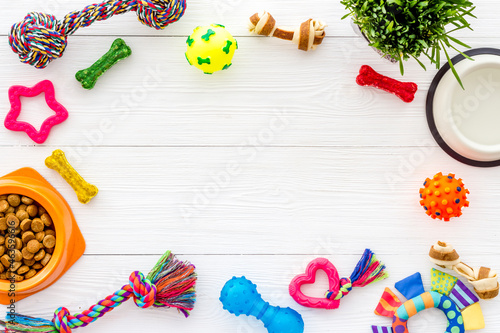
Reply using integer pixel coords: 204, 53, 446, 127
22, 247, 34, 260
26, 205, 37, 217
25, 269, 36, 279
21, 196, 33, 205
7, 195, 20, 207
34, 249, 45, 261
0, 194, 56, 281
0, 201, 9, 213
22, 231, 34, 244
31, 218, 44, 233
16, 210, 29, 222
35, 231, 45, 242
17, 265, 29, 275
43, 235, 56, 248
6, 215, 20, 229
16, 204, 27, 212
20, 219, 31, 231
27, 240, 41, 254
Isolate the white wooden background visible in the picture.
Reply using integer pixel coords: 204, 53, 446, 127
1, 0, 500, 332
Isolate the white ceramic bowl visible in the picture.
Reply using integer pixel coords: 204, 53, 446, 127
427, 48, 500, 167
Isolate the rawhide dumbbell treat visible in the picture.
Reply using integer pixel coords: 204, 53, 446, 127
0, 194, 56, 282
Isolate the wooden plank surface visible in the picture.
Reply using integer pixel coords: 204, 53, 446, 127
1, 0, 500, 332
2, 36, 499, 148
2, 0, 494, 38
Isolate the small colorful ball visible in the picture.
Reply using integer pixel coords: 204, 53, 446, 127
185, 24, 237, 74
419, 172, 469, 222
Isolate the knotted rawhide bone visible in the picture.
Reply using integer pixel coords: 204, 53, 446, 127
9, 0, 186, 68
429, 241, 499, 299
2, 251, 196, 333
356, 65, 418, 103
76, 38, 132, 89
249, 11, 326, 51
45, 149, 98, 204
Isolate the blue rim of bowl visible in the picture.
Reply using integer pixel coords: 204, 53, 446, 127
426, 47, 500, 167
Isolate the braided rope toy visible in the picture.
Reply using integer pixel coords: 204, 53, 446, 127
289, 249, 388, 309
1, 251, 196, 333
9, 0, 186, 69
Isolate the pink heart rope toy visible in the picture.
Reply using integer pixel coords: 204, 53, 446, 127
289, 249, 388, 309
9, 0, 186, 69
1, 251, 196, 333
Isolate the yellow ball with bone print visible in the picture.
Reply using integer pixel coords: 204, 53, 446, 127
185, 24, 237, 74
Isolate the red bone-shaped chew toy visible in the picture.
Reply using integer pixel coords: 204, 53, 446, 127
356, 65, 418, 103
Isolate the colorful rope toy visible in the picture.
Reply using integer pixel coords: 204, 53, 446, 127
5, 80, 68, 144
289, 249, 388, 309
9, 0, 186, 69
1, 251, 196, 333
430, 241, 499, 299
220, 276, 304, 333
45, 150, 99, 204
372, 270, 486, 333
419, 172, 469, 221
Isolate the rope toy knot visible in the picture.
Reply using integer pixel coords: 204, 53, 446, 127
335, 277, 353, 299
136, 0, 187, 30
53, 307, 72, 333
325, 277, 353, 301
129, 271, 157, 308
9, 12, 67, 69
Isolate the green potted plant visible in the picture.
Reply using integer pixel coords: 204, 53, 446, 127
341, 0, 476, 88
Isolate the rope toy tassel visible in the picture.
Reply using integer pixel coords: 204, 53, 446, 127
9, 0, 187, 68
1, 251, 196, 333
326, 249, 389, 300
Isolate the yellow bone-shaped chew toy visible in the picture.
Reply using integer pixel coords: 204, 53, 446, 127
45, 149, 98, 204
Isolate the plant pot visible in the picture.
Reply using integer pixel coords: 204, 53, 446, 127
0, 167, 85, 304
351, 19, 397, 63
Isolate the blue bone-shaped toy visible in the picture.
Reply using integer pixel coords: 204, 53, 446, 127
220, 276, 304, 333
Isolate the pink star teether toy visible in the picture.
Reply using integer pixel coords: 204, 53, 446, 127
5, 80, 68, 144
289, 249, 388, 309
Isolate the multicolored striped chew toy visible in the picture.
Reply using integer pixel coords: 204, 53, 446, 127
1, 251, 196, 333
372, 270, 485, 333
9, 0, 186, 69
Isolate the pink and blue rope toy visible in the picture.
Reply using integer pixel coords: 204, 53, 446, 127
9, 0, 186, 69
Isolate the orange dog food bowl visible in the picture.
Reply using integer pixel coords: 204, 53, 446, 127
0, 167, 85, 304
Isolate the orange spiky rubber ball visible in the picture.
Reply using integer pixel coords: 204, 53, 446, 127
419, 172, 469, 221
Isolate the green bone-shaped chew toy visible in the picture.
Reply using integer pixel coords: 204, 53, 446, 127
76, 38, 132, 89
